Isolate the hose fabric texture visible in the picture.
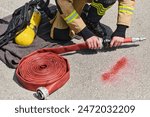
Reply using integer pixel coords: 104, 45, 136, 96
15, 37, 137, 97
16, 50, 70, 93
16, 43, 88, 95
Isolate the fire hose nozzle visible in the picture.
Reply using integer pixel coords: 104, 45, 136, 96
132, 37, 146, 42
36, 87, 49, 100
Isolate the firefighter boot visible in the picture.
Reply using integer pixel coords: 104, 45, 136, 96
81, 4, 105, 38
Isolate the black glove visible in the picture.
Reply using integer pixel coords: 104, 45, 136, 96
77, 27, 95, 41
111, 24, 128, 38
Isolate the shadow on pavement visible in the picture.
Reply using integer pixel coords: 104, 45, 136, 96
13, 71, 24, 89
100, 44, 139, 52
62, 44, 139, 56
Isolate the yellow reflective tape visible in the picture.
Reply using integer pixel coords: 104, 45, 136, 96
119, 6, 134, 15
67, 13, 78, 24
119, 5, 134, 10
91, 2, 111, 16
64, 10, 79, 24
119, 10, 133, 15
119, 8, 134, 13
91, 4, 106, 15
64, 10, 76, 20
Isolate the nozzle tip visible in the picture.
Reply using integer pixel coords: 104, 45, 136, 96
140, 37, 146, 41
132, 37, 146, 42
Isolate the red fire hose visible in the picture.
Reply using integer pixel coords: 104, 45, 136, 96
16, 42, 88, 100
16, 37, 146, 99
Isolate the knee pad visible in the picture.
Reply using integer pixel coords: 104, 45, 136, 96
93, 0, 117, 7
53, 27, 71, 41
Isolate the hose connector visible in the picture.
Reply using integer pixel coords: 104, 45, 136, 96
36, 87, 49, 100
132, 37, 146, 42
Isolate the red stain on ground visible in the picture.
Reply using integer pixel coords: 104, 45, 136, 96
102, 57, 128, 81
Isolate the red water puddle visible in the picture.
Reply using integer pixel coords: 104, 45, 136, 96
102, 57, 128, 81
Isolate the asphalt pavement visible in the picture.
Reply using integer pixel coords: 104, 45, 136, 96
0, 0, 150, 100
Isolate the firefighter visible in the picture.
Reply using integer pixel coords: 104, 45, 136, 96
50, 0, 135, 49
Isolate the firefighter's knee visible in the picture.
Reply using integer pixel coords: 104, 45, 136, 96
51, 27, 71, 41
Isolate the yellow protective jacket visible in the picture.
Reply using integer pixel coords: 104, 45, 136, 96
56, 0, 135, 35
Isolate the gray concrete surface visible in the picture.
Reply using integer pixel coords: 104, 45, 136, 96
0, 0, 150, 100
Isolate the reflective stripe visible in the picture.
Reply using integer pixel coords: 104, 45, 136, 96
64, 10, 79, 24
91, 2, 111, 16
119, 6, 134, 15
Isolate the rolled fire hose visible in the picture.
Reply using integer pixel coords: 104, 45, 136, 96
16, 37, 146, 100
